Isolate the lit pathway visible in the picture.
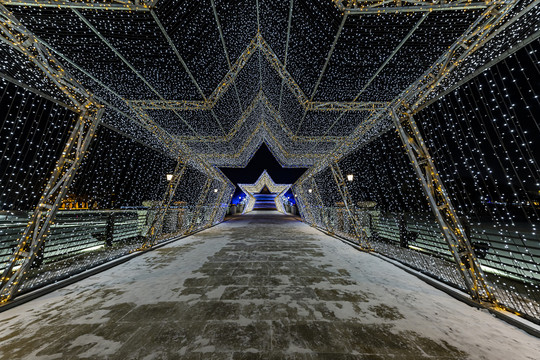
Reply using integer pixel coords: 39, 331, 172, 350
0, 211, 538, 359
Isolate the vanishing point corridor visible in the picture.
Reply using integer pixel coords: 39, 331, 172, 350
0, 212, 537, 359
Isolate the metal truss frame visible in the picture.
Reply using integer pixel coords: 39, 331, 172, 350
391, 110, 495, 302
333, 0, 488, 14
150, 9, 227, 137
127, 33, 388, 114
0, 5, 233, 304
278, 0, 295, 114
195, 119, 328, 168
0, 4, 105, 302
129, 90, 333, 169
71, 9, 228, 151
140, 161, 187, 249
130, 103, 235, 211
210, 0, 244, 115
294, 13, 348, 135
297, 0, 519, 184
0, 108, 103, 303
142, 91, 343, 144
294, 0, 519, 304
405, 0, 520, 110
329, 162, 372, 250
70, 9, 235, 192
0, 0, 155, 11
306, 101, 388, 112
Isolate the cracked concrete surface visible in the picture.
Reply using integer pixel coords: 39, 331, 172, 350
0, 211, 538, 359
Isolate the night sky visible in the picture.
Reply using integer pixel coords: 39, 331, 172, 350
220, 143, 306, 203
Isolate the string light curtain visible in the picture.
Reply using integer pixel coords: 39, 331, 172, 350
310, 40, 540, 321
0, 81, 231, 296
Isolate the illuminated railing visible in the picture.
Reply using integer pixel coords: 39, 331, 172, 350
0, 205, 227, 296
299, 205, 540, 320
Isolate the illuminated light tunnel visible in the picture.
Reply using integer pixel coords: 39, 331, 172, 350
0, 0, 539, 357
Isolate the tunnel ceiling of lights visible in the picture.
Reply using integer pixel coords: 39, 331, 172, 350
0, 0, 537, 168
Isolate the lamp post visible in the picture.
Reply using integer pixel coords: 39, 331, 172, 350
166, 174, 173, 181
347, 174, 354, 182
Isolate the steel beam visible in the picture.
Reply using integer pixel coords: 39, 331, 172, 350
307, 101, 389, 112
308, 14, 348, 102
187, 177, 213, 233
278, 0, 295, 113
140, 161, 187, 249
151, 10, 208, 103
73, 9, 227, 149
329, 162, 372, 250
405, 0, 519, 109
210, 0, 244, 114
207, 36, 258, 107
295, 12, 347, 135
130, 99, 209, 111
258, 34, 309, 107
292, 185, 315, 225
320, 12, 427, 138
309, 177, 329, 230
128, 33, 385, 114
0, 108, 103, 303
129, 96, 385, 113
0, 0, 154, 11
391, 109, 495, 302
0, 4, 105, 303
206, 184, 227, 228
334, 0, 488, 14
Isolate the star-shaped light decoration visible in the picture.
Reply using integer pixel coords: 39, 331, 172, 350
238, 170, 291, 214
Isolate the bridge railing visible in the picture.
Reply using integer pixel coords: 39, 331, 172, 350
293, 34, 540, 322
297, 203, 540, 321
0, 204, 227, 297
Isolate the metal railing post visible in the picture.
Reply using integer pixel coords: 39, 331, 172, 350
329, 162, 372, 250
140, 161, 187, 249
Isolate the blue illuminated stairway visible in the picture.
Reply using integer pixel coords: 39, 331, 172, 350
253, 193, 277, 210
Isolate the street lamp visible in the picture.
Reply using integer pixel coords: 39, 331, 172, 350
347, 174, 354, 182
166, 174, 173, 181
308, 189, 313, 193
213, 188, 218, 193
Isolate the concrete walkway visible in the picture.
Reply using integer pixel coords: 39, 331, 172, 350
0, 211, 538, 359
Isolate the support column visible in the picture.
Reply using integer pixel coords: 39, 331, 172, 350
0, 108, 104, 302
0, 5, 104, 302
140, 160, 187, 249
329, 162, 372, 250
309, 177, 330, 231
391, 109, 495, 302
187, 178, 213, 233
207, 183, 227, 228
292, 185, 314, 225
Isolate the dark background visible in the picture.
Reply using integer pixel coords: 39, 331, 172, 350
220, 144, 306, 204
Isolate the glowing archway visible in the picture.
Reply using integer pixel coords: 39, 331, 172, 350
238, 170, 291, 214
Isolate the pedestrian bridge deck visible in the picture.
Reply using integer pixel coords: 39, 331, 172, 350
0, 211, 538, 359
